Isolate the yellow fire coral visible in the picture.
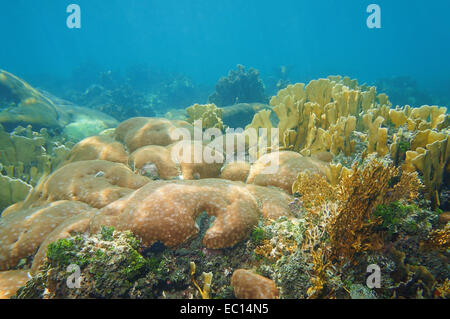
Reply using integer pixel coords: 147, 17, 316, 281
190, 261, 213, 299
403, 130, 449, 208
0, 124, 70, 188
293, 157, 422, 262
0, 174, 32, 211
186, 103, 224, 130
246, 76, 391, 157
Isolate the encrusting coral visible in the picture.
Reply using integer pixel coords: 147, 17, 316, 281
246, 151, 329, 194
114, 117, 198, 153
17, 160, 150, 210
231, 269, 279, 299
129, 145, 180, 180
167, 141, 224, 180
0, 200, 96, 270
65, 135, 129, 165
219, 161, 251, 182
91, 179, 268, 249
0, 269, 29, 299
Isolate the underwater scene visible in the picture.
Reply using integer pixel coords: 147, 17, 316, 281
0, 0, 449, 302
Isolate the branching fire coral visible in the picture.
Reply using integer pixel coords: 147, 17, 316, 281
290, 157, 424, 297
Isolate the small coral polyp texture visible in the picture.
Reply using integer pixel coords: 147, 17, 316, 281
0, 73, 449, 299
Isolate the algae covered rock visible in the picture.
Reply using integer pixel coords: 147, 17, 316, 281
13, 228, 152, 298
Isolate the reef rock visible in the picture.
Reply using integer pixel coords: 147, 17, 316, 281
231, 269, 279, 299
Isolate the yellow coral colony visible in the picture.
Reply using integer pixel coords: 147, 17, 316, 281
186, 103, 224, 130
246, 76, 448, 207
190, 261, 213, 299
291, 157, 422, 298
246, 76, 388, 157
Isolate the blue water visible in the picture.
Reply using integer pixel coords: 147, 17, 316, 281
1, 0, 449, 99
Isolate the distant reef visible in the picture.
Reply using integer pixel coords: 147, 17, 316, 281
209, 65, 268, 107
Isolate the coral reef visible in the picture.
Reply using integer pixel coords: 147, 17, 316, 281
72, 83, 156, 122
0, 73, 448, 300
375, 76, 433, 107
246, 76, 449, 208
220, 161, 251, 182
209, 65, 267, 107
129, 145, 180, 180
92, 179, 261, 249
0, 175, 32, 212
14, 229, 151, 298
19, 160, 150, 209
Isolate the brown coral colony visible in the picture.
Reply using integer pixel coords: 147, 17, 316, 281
0, 72, 449, 299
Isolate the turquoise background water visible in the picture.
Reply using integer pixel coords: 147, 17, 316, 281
1, 0, 449, 96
